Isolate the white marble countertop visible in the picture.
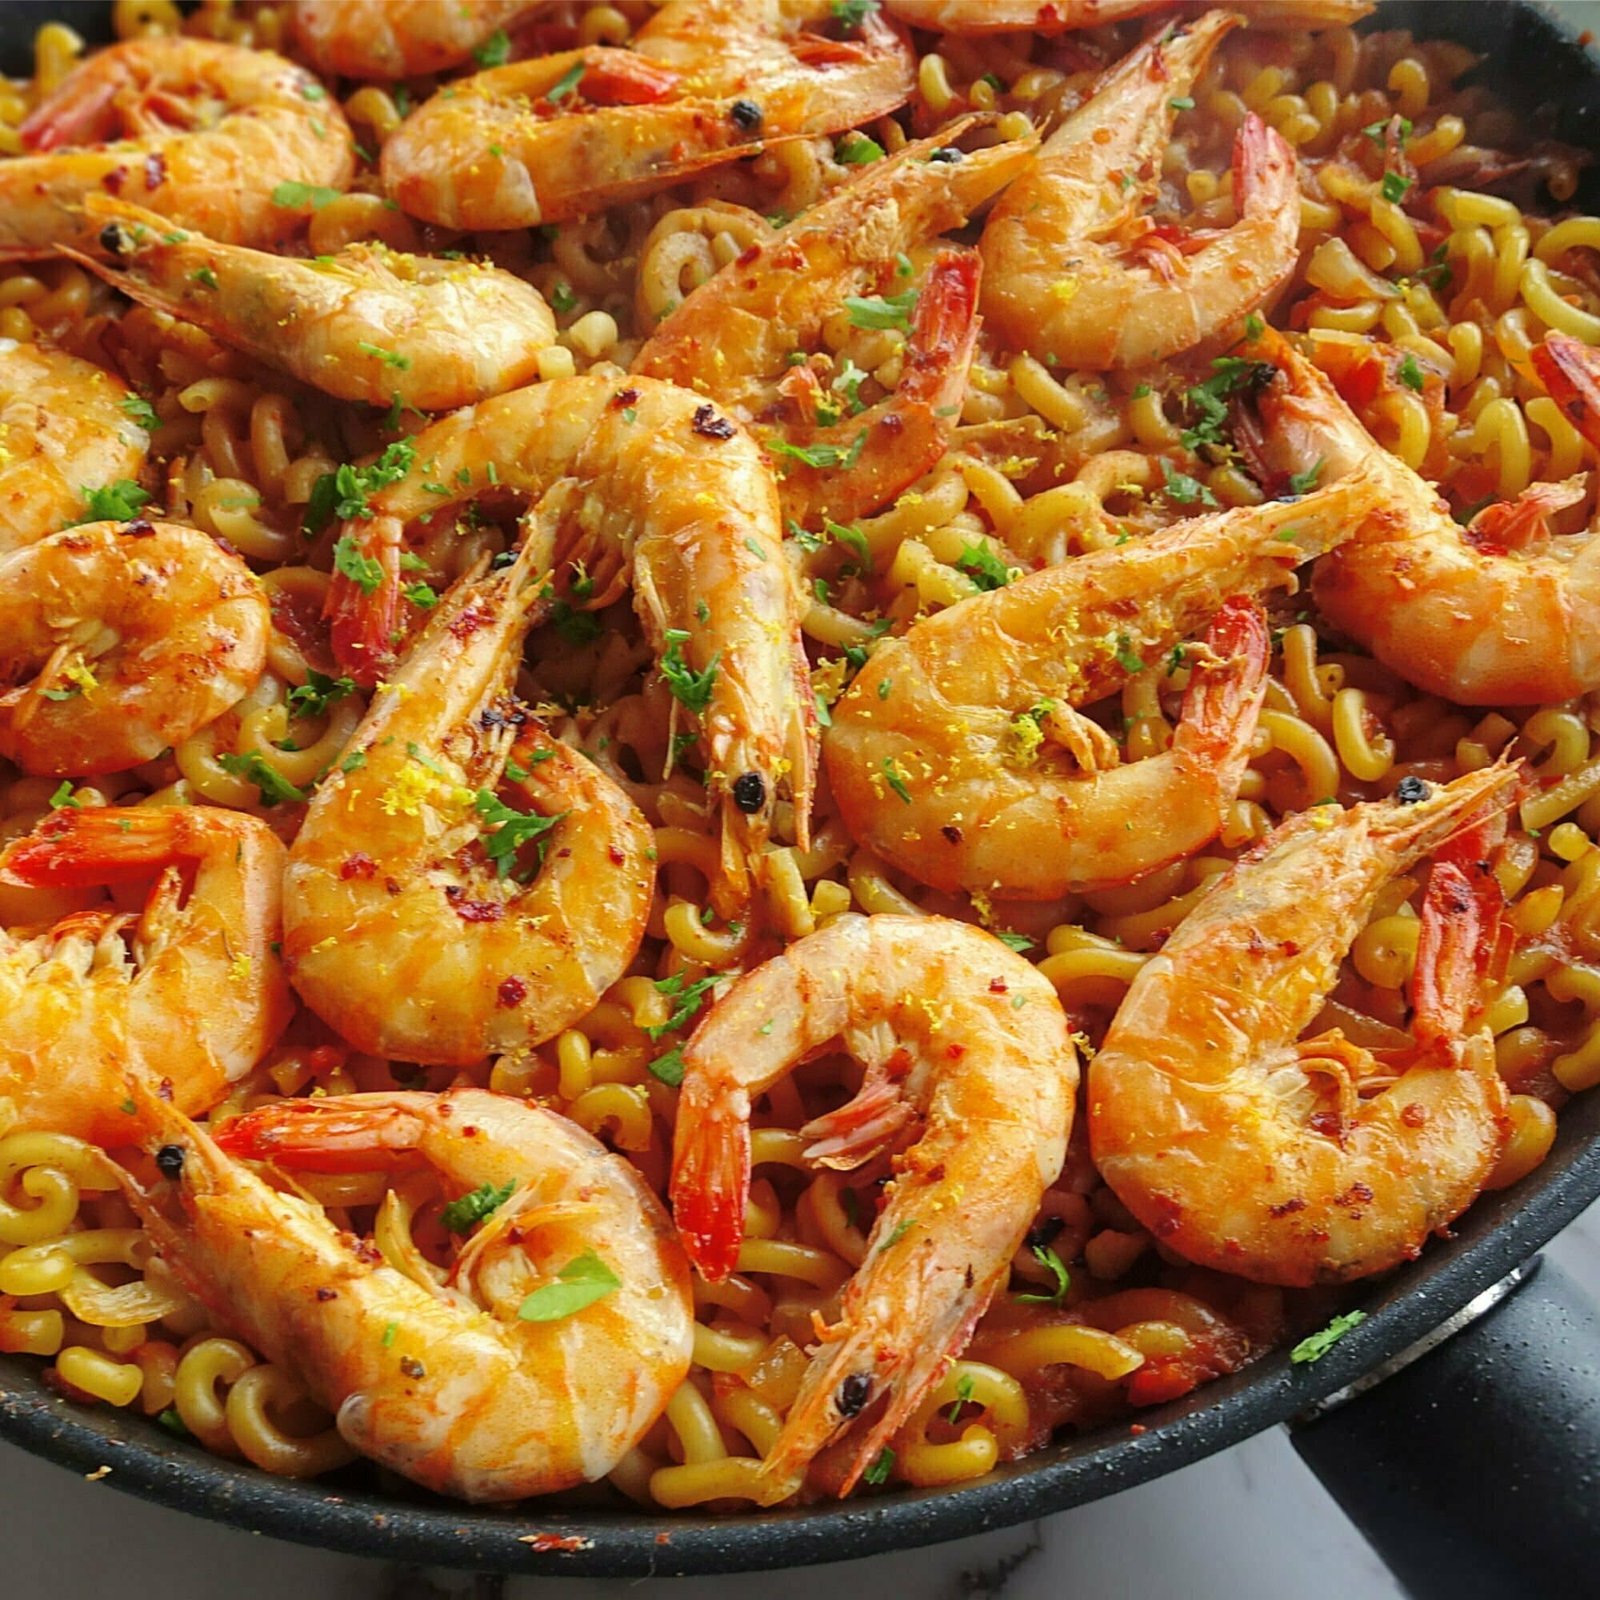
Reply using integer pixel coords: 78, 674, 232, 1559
5, 1202, 1597, 1600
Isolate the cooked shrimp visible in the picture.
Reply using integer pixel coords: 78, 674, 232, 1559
322, 375, 815, 907
1251, 330, 1600, 705
289, 0, 549, 80
0, 338, 149, 554
118, 1088, 692, 1501
381, 0, 914, 230
0, 805, 291, 1146
1089, 763, 1518, 1286
634, 126, 1036, 526
823, 472, 1373, 899
0, 519, 270, 777
71, 196, 558, 412
979, 15, 1301, 370
884, 0, 1372, 33
286, 541, 654, 1066
2, 38, 353, 260
670, 913, 1077, 1498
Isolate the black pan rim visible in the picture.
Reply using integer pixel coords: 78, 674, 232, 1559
4, 0, 1600, 1576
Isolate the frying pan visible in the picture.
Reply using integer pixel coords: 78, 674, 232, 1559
3, 2, 1600, 1593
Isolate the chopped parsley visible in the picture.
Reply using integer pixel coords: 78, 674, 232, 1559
1287, 459, 1324, 496
1362, 115, 1413, 147
474, 789, 563, 878
402, 582, 439, 609
1113, 635, 1145, 674
946, 1372, 977, 1424
660, 629, 718, 714
957, 541, 1012, 591
155, 1406, 192, 1439
880, 1218, 915, 1251
191, 266, 218, 290
545, 59, 585, 104
1244, 312, 1265, 340
1181, 355, 1274, 451
844, 289, 918, 332
881, 756, 912, 805
994, 930, 1032, 954
646, 971, 720, 1040
1290, 1309, 1367, 1364
47, 781, 79, 810
550, 280, 577, 314
824, 518, 870, 565
1016, 1242, 1071, 1305
287, 669, 356, 718
863, 1447, 895, 1486
767, 431, 868, 471
473, 27, 511, 66
217, 752, 307, 807
517, 1251, 620, 1322
119, 394, 158, 430
838, 133, 884, 165
1397, 353, 1425, 392
830, 0, 880, 29
648, 1044, 686, 1086
1380, 170, 1413, 204
1159, 458, 1217, 508
76, 479, 150, 525
270, 180, 341, 209
440, 1180, 515, 1233
304, 438, 416, 534
332, 534, 384, 594
357, 341, 411, 370
1168, 95, 1195, 111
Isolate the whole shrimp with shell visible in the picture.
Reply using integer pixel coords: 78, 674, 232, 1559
634, 122, 1037, 528
319, 375, 815, 914
670, 912, 1079, 1500
979, 12, 1302, 370
381, 0, 915, 231
0, 37, 353, 259
1090, 764, 1518, 1286
118, 1087, 693, 1502
69, 196, 560, 412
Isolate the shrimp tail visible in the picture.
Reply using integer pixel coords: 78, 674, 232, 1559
325, 514, 404, 687
214, 1091, 432, 1173
900, 246, 982, 411
1410, 858, 1501, 1053
1464, 474, 1587, 553
667, 1084, 750, 1284
1531, 331, 1600, 451
18, 75, 114, 151
1172, 595, 1269, 787
0, 803, 201, 888
573, 50, 682, 106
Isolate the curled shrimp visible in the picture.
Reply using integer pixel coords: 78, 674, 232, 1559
979, 14, 1301, 370
634, 125, 1037, 527
2, 38, 353, 260
823, 472, 1373, 899
884, 0, 1372, 33
0, 519, 270, 777
669, 912, 1078, 1499
118, 1088, 693, 1501
69, 197, 558, 412
1252, 330, 1600, 705
1089, 763, 1518, 1286
285, 541, 654, 1066
0, 337, 149, 554
0, 805, 291, 1146
289, 0, 549, 80
381, 0, 914, 230
322, 375, 815, 908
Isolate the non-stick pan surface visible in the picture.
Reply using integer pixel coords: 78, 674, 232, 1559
2, 0, 1599, 1577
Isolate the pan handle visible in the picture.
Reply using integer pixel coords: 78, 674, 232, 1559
1289, 1254, 1600, 1600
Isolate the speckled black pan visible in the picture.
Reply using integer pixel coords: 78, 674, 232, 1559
3, 0, 1600, 1579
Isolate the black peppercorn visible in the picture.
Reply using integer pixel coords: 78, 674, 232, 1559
732, 771, 766, 814
1394, 775, 1430, 805
154, 1144, 186, 1180
730, 99, 763, 132
836, 1372, 872, 1416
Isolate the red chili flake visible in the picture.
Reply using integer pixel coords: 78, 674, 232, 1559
1309, 1109, 1345, 1141
692, 404, 735, 439
157, 1077, 174, 1102
520, 1534, 590, 1553
144, 150, 167, 190
497, 976, 527, 1008
1268, 1196, 1306, 1218
945, 1042, 966, 1060
1130, 1423, 1147, 1436
941, 824, 963, 844
102, 166, 126, 195
1401, 1102, 1429, 1129
607, 845, 625, 865
340, 851, 377, 880
315, 1287, 337, 1302
612, 386, 640, 409
121, 518, 156, 538
444, 884, 504, 922
988, 978, 1009, 995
